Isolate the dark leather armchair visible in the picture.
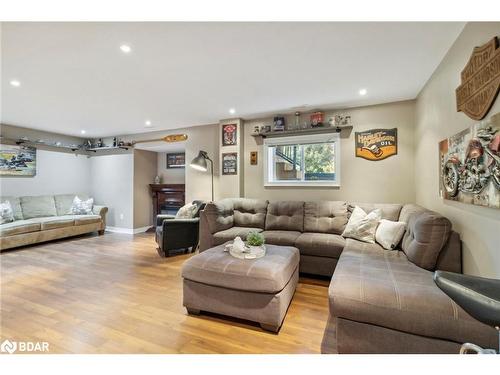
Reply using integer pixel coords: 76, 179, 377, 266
155, 200, 206, 257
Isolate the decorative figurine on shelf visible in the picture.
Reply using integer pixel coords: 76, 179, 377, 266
118, 140, 125, 147
273, 116, 285, 131
96, 139, 103, 147
154, 175, 161, 184
113, 137, 117, 147
294, 112, 301, 130
310, 111, 324, 127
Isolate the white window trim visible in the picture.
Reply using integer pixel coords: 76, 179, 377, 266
263, 133, 341, 187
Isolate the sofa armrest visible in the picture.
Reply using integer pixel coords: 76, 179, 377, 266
198, 200, 234, 251
93, 205, 108, 227
156, 214, 176, 226
162, 218, 199, 227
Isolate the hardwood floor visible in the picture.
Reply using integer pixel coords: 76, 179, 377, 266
0, 232, 334, 354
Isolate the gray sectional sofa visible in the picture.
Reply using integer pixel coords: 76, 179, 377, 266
199, 198, 498, 353
0, 194, 108, 251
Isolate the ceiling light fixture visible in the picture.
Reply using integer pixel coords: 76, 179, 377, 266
120, 44, 132, 53
81, 130, 86, 135
359, 88, 367, 96
10, 80, 21, 87
145, 120, 152, 127
229, 108, 236, 115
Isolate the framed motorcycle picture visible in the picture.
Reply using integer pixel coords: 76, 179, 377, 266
439, 112, 500, 209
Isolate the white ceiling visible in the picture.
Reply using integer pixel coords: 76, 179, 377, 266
1, 22, 465, 138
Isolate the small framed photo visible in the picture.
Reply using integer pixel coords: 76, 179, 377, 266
222, 152, 237, 175
166, 153, 185, 168
222, 124, 237, 146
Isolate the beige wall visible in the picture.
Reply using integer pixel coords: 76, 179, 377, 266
89, 152, 134, 229
157, 151, 185, 184
121, 123, 219, 203
0, 124, 91, 197
243, 100, 416, 203
415, 22, 500, 278
134, 149, 158, 228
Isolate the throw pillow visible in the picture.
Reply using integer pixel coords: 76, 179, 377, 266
69, 196, 94, 215
175, 203, 198, 219
0, 201, 15, 224
341, 206, 381, 243
375, 219, 406, 250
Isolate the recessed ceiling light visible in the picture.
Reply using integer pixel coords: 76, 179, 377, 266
81, 130, 86, 135
10, 80, 21, 87
145, 120, 152, 127
359, 88, 367, 96
120, 44, 132, 53
229, 108, 236, 115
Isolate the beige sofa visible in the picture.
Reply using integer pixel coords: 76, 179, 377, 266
0, 194, 108, 251
199, 198, 498, 353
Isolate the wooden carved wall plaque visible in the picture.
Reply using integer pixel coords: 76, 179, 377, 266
456, 37, 500, 120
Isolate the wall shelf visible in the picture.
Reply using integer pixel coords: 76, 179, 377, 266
86, 146, 131, 152
251, 126, 353, 139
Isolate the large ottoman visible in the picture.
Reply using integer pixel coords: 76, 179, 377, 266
181, 243, 299, 332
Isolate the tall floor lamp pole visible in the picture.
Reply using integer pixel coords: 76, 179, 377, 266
190, 150, 214, 202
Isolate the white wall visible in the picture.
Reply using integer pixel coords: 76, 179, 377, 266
415, 22, 500, 278
89, 152, 134, 229
0, 149, 91, 197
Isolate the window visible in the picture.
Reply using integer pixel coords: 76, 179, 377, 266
263, 133, 340, 186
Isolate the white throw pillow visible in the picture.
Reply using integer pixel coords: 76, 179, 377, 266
69, 196, 94, 215
175, 203, 197, 219
341, 206, 382, 243
375, 219, 406, 250
0, 201, 15, 224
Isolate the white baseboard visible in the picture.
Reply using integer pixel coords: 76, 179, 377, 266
106, 226, 152, 234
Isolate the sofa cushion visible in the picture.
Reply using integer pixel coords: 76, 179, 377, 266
400, 207, 451, 271
73, 215, 102, 226
38, 216, 75, 230
304, 201, 348, 235
262, 230, 301, 247
265, 201, 304, 232
233, 198, 268, 229
213, 226, 263, 245
349, 202, 402, 221
54, 194, 89, 216
0, 196, 24, 220
329, 239, 497, 349
20, 195, 57, 219
295, 232, 345, 258
0, 219, 42, 237
182, 243, 299, 293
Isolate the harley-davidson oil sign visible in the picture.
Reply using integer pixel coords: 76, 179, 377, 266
355, 128, 397, 161
456, 37, 500, 121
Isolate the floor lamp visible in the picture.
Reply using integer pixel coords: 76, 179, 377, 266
190, 150, 214, 202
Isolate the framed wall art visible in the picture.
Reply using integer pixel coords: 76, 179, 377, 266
0, 145, 37, 176
222, 124, 237, 146
222, 152, 238, 175
166, 152, 185, 169
355, 128, 397, 161
439, 112, 499, 209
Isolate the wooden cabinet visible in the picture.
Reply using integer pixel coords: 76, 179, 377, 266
150, 184, 185, 219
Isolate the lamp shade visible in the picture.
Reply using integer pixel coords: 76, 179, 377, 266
190, 151, 208, 171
